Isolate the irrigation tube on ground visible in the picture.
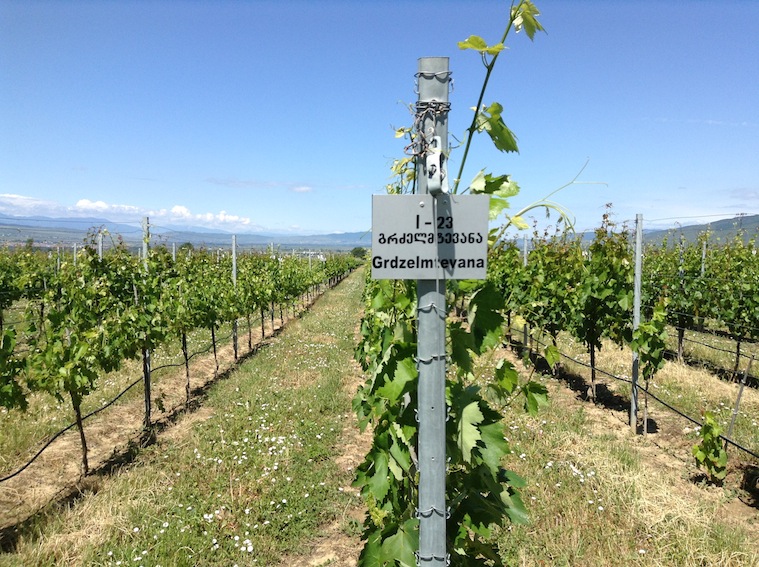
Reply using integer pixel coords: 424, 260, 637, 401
508, 326, 759, 461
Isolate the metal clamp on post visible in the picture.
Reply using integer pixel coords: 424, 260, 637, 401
415, 354, 448, 369
425, 136, 448, 196
415, 551, 451, 566
415, 506, 451, 519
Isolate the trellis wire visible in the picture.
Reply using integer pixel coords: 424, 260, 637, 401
0, 278, 344, 485
508, 325, 759, 461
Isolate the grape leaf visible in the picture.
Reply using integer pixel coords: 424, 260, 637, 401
457, 35, 506, 55
458, 401, 484, 463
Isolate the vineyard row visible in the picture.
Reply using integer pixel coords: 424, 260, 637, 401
0, 237, 362, 476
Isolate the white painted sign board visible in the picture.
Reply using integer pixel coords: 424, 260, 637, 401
371, 194, 489, 280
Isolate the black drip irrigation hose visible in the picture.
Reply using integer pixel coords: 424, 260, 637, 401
0, 376, 142, 483
510, 327, 759, 461
0, 274, 351, 485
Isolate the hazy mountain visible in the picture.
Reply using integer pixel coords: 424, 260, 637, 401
0, 213, 370, 250
2, 211, 755, 251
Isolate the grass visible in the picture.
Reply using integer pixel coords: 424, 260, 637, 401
491, 368, 759, 566
0, 271, 365, 566
3, 272, 758, 565
514, 321, 759, 461
0, 312, 276, 476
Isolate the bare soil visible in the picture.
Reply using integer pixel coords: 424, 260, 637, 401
3, 288, 757, 563
0, 313, 286, 536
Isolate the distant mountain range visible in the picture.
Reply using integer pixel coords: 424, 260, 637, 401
0, 213, 371, 251
640, 213, 759, 245
1, 212, 756, 251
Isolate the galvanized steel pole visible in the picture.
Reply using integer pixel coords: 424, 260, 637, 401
232, 235, 238, 361
631, 213, 642, 430
416, 56, 449, 566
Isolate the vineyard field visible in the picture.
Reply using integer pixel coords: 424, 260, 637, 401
0, 268, 757, 565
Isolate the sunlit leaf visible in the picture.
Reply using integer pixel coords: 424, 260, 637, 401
458, 401, 484, 463
457, 35, 506, 55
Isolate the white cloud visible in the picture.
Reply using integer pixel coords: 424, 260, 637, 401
730, 188, 759, 203
291, 185, 313, 193
74, 199, 141, 216
0, 193, 257, 232
0, 193, 64, 215
170, 205, 192, 218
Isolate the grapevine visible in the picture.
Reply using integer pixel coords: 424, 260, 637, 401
353, 2, 549, 565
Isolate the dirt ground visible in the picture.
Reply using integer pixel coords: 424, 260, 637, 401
0, 312, 285, 536
2, 299, 757, 563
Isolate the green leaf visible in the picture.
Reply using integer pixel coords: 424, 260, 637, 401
500, 484, 530, 524
380, 519, 419, 567
489, 197, 509, 221
523, 381, 548, 415
495, 358, 519, 395
366, 450, 391, 502
457, 35, 506, 55
475, 102, 519, 153
468, 283, 505, 353
376, 356, 417, 404
389, 423, 413, 473
479, 422, 510, 475
358, 528, 383, 567
507, 214, 530, 230
544, 344, 561, 369
458, 401, 484, 463
469, 170, 519, 197
449, 322, 474, 373
512, 0, 546, 41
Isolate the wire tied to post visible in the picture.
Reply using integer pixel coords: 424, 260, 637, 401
415, 551, 452, 566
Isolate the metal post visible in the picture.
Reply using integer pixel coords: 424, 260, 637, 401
141, 216, 151, 431
232, 235, 238, 361
416, 56, 449, 567
726, 356, 753, 451
522, 235, 529, 356
631, 214, 642, 430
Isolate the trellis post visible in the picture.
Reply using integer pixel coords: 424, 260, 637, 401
631, 213, 642, 430
141, 216, 152, 431
416, 56, 450, 567
232, 235, 238, 361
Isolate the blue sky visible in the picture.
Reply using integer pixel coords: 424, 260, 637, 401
1, 0, 757, 236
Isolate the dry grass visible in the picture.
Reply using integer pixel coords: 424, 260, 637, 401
538, 327, 759, 459
493, 350, 759, 565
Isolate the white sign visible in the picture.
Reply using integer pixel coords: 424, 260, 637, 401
371, 194, 489, 280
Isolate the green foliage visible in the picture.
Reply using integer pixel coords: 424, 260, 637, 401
571, 211, 634, 398
692, 411, 728, 484
474, 102, 519, 154
0, 328, 26, 410
1, 239, 357, 474
643, 231, 759, 374
630, 299, 668, 382
354, 277, 537, 566
511, 0, 545, 40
